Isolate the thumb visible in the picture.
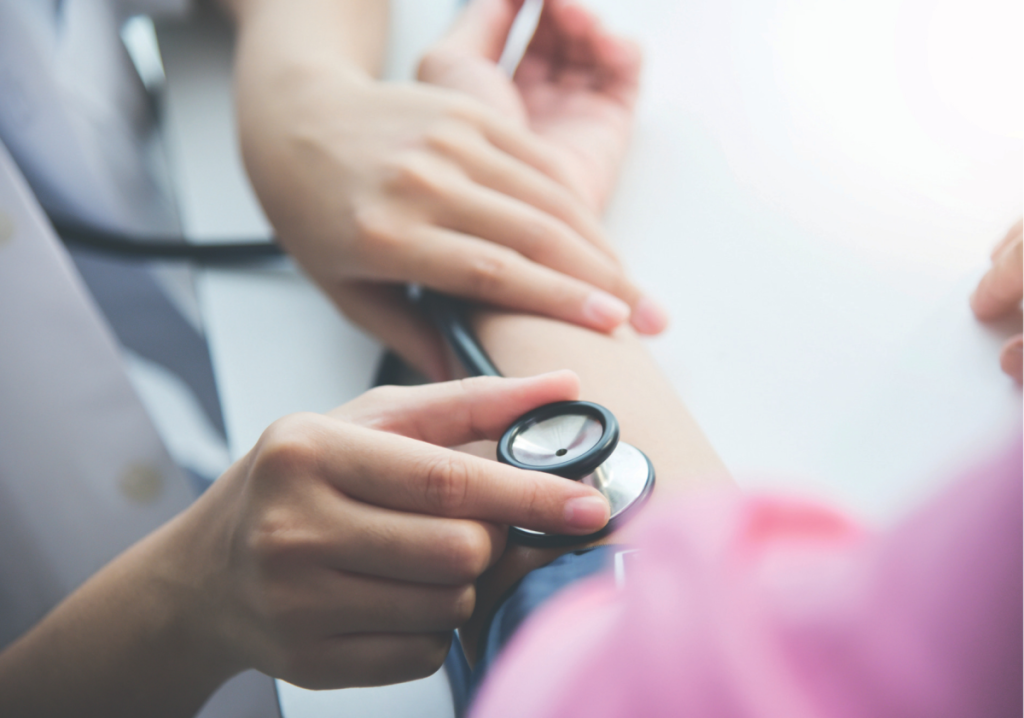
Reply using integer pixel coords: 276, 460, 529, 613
435, 0, 523, 60
327, 280, 450, 383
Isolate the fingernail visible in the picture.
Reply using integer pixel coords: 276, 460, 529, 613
630, 295, 670, 334
582, 291, 630, 328
564, 495, 610, 532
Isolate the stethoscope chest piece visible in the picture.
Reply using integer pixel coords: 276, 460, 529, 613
498, 401, 655, 548
498, 401, 618, 478
418, 290, 656, 549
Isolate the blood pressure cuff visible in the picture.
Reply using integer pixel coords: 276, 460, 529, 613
445, 545, 621, 716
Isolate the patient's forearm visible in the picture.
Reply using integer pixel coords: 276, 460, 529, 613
474, 310, 726, 500
220, 0, 387, 78
458, 309, 729, 662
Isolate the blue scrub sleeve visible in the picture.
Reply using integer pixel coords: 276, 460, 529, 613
444, 545, 620, 716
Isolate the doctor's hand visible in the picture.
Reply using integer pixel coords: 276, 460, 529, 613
0, 373, 609, 717
174, 372, 608, 689
229, 1, 659, 382
971, 219, 1022, 384
418, 0, 643, 215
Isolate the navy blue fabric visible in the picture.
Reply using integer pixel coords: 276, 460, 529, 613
448, 546, 616, 715
444, 632, 473, 718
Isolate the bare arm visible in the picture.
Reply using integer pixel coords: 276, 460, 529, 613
219, 0, 387, 77
474, 312, 725, 492
218, 0, 655, 380
457, 309, 730, 663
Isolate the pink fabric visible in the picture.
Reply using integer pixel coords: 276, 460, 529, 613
472, 441, 1022, 718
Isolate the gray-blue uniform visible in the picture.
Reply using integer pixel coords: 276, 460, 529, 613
0, 2, 277, 715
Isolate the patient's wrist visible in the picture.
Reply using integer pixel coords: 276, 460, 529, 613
470, 308, 729, 498
231, 0, 386, 80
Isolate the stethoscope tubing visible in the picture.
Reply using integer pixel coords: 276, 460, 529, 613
419, 290, 501, 377
52, 218, 284, 264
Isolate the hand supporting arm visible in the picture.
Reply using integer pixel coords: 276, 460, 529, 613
220, 0, 658, 380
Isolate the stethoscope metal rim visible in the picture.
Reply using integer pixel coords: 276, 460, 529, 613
508, 442, 656, 547
497, 400, 619, 478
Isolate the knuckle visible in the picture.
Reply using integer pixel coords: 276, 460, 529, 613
253, 414, 323, 480
416, 49, 457, 84
245, 509, 285, 562
446, 95, 488, 125
422, 119, 467, 154
421, 453, 472, 516
463, 250, 515, 297
415, 51, 442, 82
419, 118, 479, 157
350, 202, 406, 258
448, 585, 477, 626
245, 504, 313, 569
441, 523, 492, 581
385, 151, 450, 198
515, 214, 558, 260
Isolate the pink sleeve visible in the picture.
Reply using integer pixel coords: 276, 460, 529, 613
470, 440, 1022, 718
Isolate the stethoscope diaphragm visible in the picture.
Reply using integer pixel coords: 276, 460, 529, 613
419, 290, 656, 548
497, 401, 618, 477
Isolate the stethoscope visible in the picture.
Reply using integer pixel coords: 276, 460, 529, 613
419, 290, 655, 548
51, 1, 655, 546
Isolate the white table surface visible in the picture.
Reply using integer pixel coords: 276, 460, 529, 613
157, 1, 1022, 716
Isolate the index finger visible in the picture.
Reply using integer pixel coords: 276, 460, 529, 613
325, 422, 610, 535
331, 373, 581, 447
377, 226, 633, 333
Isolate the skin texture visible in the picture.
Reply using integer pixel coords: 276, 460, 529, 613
416, 0, 669, 338
417, 0, 643, 215
0, 375, 613, 718
453, 313, 730, 664
6, 0, 1008, 713
971, 219, 1023, 384
0, 3, 667, 715
225, 0, 666, 381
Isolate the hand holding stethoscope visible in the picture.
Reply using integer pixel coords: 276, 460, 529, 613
419, 290, 655, 547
